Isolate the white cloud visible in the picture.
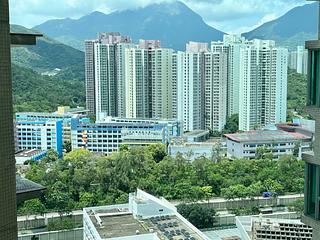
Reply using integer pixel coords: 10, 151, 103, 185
182, 0, 307, 33
9, 0, 308, 32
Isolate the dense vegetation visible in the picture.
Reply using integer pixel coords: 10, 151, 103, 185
287, 69, 307, 116
11, 25, 84, 77
210, 114, 239, 136
19, 144, 304, 216
177, 203, 216, 229
10, 25, 85, 112
12, 64, 85, 112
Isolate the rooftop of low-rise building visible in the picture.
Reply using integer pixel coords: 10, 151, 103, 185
84, 189, 209, 240
16, 174, 46, 205
225, 129, 311, 143
184, 130, 210, 137
236, 213, 312, 240
15, 149, 46, 158
16, 106, 89, 118
203, 228, 241, 240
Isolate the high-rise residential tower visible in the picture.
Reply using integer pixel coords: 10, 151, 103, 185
124, 48, 149, 118
212, 36, 288, 131
174, 51, 204, 131
204, 52, 228, 131
288, 46, 308, 75
239, 39, 287, 131
174, 42, 227, 132
302, 1, 320, 239
150, 48, 174, 119
212, 35, 244, 116
86, 35, 177, 120
85, 33, 132, 119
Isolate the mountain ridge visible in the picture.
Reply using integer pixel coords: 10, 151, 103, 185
243, 3, 318, 49
33, 1, 224, 51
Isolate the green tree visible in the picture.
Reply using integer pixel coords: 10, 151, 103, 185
177, 203, 216, 229
43, 149, 59, 162
201, 186, 213, 205
247, 181, 263, 200
49, 181, 73, 218
221, 184, 248, 200
47, 219, 74, 231
255, 146, 272, 160
222, 114, 239, 134
211, 143, 223, 163
119, 144, 129, 152
20, 199, 45, 216
63, 141, 72, 153
263, 179, 284, 194
77, 192, 97, 208
147, 144, 167, 163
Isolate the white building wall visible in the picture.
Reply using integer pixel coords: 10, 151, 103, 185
116, 43, 136, 117
125, 48, 148, 118
151, 48, 174, 119
179, 52, 202, 131
204, 52, 228, 131
276, 48, 288, 124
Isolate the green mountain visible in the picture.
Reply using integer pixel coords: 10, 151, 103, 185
243, 3, 318, 50
33, 1, 224, 51
12, 64, 85, 113
10, 25, 86, 112
10, 25, 84, 80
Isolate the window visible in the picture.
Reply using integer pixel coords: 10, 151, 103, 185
307, 50, 320, 106
306, 163, 319, 219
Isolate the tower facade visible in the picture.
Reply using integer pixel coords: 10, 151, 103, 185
212, 36, 288, 131
85, 33, 132, 120
150, 48, 174, 119
124, 48, 149, 118
302, 2, 320, 238
0, 1, 17, 238
174, 45, 227, 132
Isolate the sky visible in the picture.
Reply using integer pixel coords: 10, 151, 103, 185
9, 0, 309, 33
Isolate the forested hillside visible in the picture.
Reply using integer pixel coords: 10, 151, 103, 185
12, 64, 85, 112
287, 69, 307, 115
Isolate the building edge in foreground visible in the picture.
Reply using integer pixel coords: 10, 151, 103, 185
302, 37, 320, 239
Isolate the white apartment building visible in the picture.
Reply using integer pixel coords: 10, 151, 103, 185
151, 48, 174, 119
174, 51, 203, 131
288, 45, 308, 75
204, 52, 228, 131
174, 45, 227, 132
125, 48, 149, 118
212, 35, 288, 131
85, 33, 133, 120
238, 40, 287, 131
211, 35, 244, 116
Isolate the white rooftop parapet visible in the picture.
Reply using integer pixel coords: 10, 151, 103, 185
130, 189, 176, 219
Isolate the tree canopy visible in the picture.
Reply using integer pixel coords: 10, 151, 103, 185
20, 145, 305, 215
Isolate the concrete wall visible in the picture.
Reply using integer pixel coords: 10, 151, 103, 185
0, 1, 17, 239
18, 228, 83, 240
